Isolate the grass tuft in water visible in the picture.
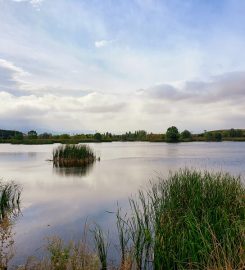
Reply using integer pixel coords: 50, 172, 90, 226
53, 144, 96, 168
114, 169, 245, 270
93, 225, 109, 270
0, 181, 21, 222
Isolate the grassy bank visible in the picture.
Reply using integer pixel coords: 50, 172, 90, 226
14, 169, 244, 270
53, 144, 96, 167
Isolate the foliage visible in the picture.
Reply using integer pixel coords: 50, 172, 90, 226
180, 129, 192, 141
166, 126, 180, 142
0, 128, 245, 144
28, 130, 38, 139
205, 131, 223, 141
94, 133, 102, 141
17, 237, 99, 270
38, 133, 52, 139
0, 129, 23, 140
228, 128, 243, 137
110, 169, 245, 269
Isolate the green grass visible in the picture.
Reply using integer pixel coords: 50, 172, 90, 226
110, 169, 245, 269
17, 236, 99, 270
0, 181, 21, 221
53, 144, 96, 168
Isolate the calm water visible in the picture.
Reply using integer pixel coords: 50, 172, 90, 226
0, 142, 244, 266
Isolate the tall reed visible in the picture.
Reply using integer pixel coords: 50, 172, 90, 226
53, 144, 96, 167
113, 169, 245, 270
0, 181, 21, 221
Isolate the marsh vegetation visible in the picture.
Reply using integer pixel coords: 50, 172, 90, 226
53, 144, 96, 168
0, 182, 21, 222
0, 181, 21, 269
105, 169, 245, 269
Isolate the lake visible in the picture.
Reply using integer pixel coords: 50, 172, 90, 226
0, 141, 244, 266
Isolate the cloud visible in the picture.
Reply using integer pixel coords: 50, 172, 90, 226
0, 91, 128, 132
141, 71, 245, 104
94, 40, 112, 48
11, 0, 44, 7
0, 59, 30, 95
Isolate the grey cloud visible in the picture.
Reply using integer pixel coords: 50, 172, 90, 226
0, 59, 29, 96
85, 103, 126, 113
143, 71, 245, 104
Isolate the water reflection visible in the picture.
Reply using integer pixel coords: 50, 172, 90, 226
53, 162, 94, 177
0, 182, 21, 269
0, 142, 244, 266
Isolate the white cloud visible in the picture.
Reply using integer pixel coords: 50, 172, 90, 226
94, 40, 112, 48
11, 0, 44, 5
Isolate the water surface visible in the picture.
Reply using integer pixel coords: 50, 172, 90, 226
0, 142, 244, 265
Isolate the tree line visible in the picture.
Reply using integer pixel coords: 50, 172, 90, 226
0, 127, 244, 144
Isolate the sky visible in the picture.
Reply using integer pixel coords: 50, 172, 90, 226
0, 0, 245, 134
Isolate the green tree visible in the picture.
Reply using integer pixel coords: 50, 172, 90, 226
39, 132, 52, 139
166, 126, 180, 142
94, 132, 102, 141
214, 132, 222, 142
14, 133, 24, 140
60, 134, 70, 140
180, 130, 192, 141
28, 130, 37, 139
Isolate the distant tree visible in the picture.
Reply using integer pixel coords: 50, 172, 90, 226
204, 132, 213, 141
236, 129, 242, 137
204, 131, 222, 142
28, 130, 37, 139
180, 130, 192, 141
59, 134, 70, 140
222, 130, 229, 137
166, 126, 180, 142
135, 130, 147, 140
39, 132, 52, 139
214, 132, 222, 142
229, 128, 242, 138
229, 128, 236, 137
94, 132, 102, 141
14, 133, 24, 140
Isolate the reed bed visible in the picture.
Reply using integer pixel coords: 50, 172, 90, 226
95, 169, 245, 270
53, 144, 96, 168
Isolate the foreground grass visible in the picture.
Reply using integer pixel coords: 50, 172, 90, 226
111, 169, 245, 270
16, 237, 99, 270
14, 169, 245, 269
0, 181, 21, 222
53, 144, 96, 168
0, 181, 21, 269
